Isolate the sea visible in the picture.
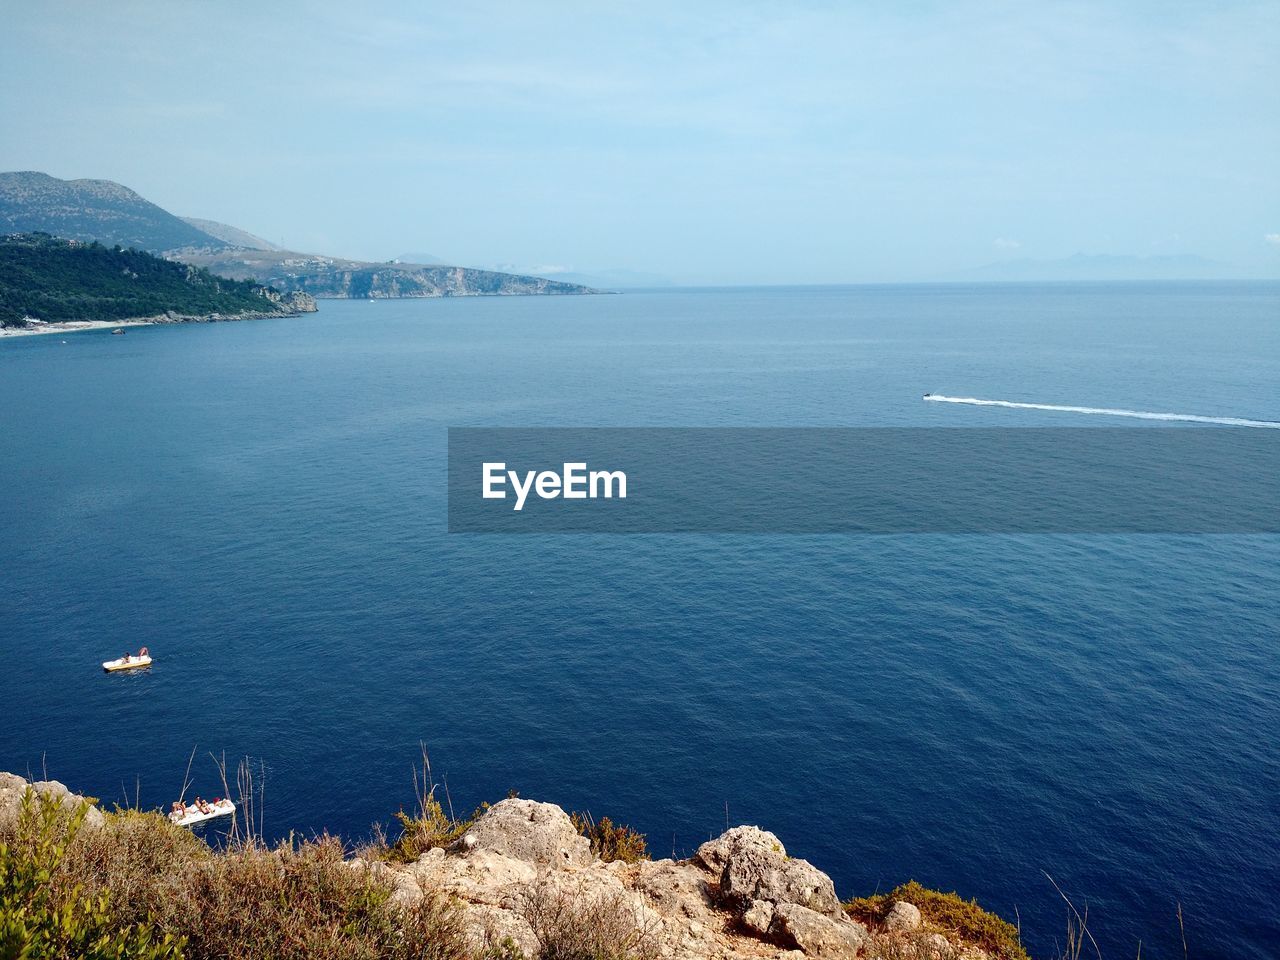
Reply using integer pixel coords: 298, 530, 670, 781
2, 282, 1278, 959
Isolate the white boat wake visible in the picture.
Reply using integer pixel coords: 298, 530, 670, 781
923, 395, 1280, 429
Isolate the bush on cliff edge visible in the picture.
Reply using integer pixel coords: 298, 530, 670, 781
0, 790, 183, 959
845, 879, 1030, 960
1, 788, 472, 960
569, 813, 649, 865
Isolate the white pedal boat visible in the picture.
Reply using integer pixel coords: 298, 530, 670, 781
169, 799, 235, 827
103, 655, 152, 672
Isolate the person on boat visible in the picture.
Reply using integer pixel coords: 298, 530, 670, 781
120, 653, 130, 664
171, 801, 185, 817
139, 647, 149, 658
195, 797, 211, 815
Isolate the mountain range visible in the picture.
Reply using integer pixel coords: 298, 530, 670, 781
0, 171, 595, 298
179, 216, 283, 251
0, 172, 223, 252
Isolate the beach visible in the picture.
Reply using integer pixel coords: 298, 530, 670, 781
0, 318, 154, 337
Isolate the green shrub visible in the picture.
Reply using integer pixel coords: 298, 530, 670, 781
390, 793, 487, 864
845, 880, 1029, 960
568, 814, 649, 865
0, 789, 184, 959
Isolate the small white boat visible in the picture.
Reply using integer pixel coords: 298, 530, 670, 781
103, 654, 152, 672
169, 799, 235, 827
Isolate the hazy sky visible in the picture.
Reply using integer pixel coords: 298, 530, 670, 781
2, 1, 1278, 283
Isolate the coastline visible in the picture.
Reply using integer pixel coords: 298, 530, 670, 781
1, 305, 316, 339
0, 318, 155, 338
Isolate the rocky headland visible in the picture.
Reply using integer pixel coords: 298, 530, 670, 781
0, 232, 318, 334
175, 249, 597, 299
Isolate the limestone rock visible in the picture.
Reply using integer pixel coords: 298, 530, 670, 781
770, 903, 869, 958
465, 903, 539, 957
694, 824, 762, 874
922, 932, 956, 958
633, 858, 718, 922
702, 826, 842, 918
0, 773, 26, 832
867, 929, 962, 960
0, 773, 104, 833
451, 798, 591, 868
0, 771, 27, 810
883, 900, 922, 932
385, 865, 430, 907
743, 899, 776, 935
414, 846, 537, 906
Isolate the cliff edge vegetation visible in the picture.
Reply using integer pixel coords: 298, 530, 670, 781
0, 770, 1030, 960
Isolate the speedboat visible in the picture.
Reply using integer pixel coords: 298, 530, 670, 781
169, 799, 235, 827
103, 654, 152, 672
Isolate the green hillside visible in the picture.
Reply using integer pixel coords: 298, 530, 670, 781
0, 233, 300, 327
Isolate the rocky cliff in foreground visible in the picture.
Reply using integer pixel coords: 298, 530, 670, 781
1, 772, 1019, 960
367, 798, 975, 959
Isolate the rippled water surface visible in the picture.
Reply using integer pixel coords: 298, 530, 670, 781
2, 284, 1278, 959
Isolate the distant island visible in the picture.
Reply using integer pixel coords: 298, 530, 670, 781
0, 233, 316, 334
0, 171, 598, 299
965, 252, 1245, 282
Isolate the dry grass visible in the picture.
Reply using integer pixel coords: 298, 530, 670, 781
515, 876, 659, 960
1041, 871, 1183, 960
65, 807, 210, 921
4, 790, 472, 960
168, 836, 471, 960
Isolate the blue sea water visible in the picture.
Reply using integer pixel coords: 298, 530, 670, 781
2, 283, 1278, 959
